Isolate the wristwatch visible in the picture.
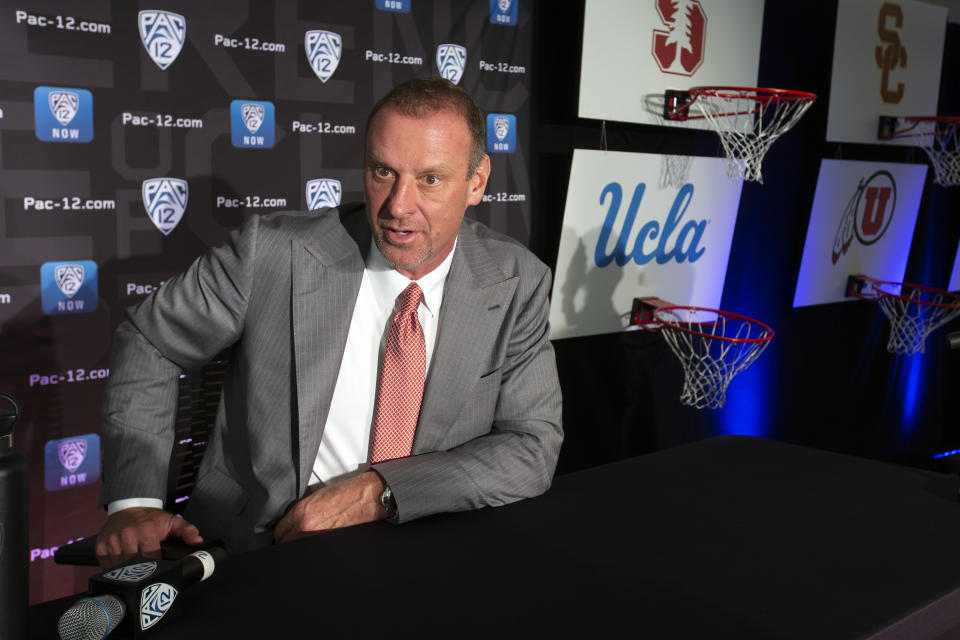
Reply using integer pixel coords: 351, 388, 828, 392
379, 485, 398, 520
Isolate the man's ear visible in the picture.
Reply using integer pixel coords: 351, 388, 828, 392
466, 155, 491, 206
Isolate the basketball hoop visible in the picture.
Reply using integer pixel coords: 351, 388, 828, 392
664, 86, 817, 183
659, 154, 695, 190
878, 116, 960, 186
846, 275, 960, 355
651, 305, 775, 410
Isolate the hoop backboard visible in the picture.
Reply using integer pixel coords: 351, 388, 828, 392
579, 0, 764, 129
826, 0, 947, 145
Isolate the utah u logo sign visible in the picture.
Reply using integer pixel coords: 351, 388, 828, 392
652, 0, 707, 76
832, 171, 896, 264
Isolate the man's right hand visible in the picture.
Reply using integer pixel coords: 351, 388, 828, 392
94, 507, 204, 568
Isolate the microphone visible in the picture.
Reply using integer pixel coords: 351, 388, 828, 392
57, 546, 225, 639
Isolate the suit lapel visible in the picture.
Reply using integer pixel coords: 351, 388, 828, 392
413, 225, 518, 454
291, 209, 369, 495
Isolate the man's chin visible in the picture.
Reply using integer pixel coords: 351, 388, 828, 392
376, 238, 429, 273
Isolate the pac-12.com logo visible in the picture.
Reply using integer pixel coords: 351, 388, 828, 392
139, 10, 186, 70
436, 44, 466, 85
652, 0, 707, 76
41, 261, 98, 314
832, 170, 896, 264
44, 434, 101, 491
142, 178, 188, 235
486, 114, 516, 153
34, 86, 93, 143
306, 179, 342, 210
490, 0, 518, 25
230, 100, 275, 148
306, 30, 342, 83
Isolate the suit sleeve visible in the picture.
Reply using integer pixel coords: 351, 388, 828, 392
99, 217, 259, 505
373, 262, 563, 522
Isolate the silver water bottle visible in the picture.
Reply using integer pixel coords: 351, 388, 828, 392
0, 393, 27, 639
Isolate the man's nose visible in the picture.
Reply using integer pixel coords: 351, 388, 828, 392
387, 177, 416, 217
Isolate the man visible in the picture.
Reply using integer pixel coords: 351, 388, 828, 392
96, 77, 562, 566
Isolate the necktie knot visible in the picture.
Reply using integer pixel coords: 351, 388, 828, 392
398, 282, 423, 316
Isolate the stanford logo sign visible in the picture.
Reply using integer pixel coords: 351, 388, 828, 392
651, 0, 707, 76
831, 170, 896, 264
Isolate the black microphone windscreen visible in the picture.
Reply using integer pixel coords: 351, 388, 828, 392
57, 594, 125, 640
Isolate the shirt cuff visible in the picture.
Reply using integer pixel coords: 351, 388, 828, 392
108, 497, 164, 516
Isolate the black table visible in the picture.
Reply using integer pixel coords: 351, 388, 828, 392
30, 436, 960, 639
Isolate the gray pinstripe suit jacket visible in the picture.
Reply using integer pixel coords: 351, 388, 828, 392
100, 204, 563, 551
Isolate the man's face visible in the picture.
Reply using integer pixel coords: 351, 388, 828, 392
364, 106, 489, 280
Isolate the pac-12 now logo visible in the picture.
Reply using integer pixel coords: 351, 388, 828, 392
230, 100, 275, 148
34, 87, 93, 143
139, 10, 186, 70
652, 0, 707, 76
486, 114, 516, 153
436, 44, 466, 84
306, 30, 342, 83
376, 0, 411, 12
490, 0, 518, 25
595, 183, 707, 267
44, 434, 101, 491
41, 261, 98, 314
142, 178, 188, 235
306, 179, 342, 210
832, 171, 896, 264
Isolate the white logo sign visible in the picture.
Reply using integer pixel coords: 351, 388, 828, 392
103, 561, 158, 584
550, 149, 743, 340
499, 0, 512, 12
140, 582, 178, 630
306, 179, 342, 210
436, 44, 466, 84
142, 178, 188, 235
138, 10, 186, 70
494, 116, 510, 141
58, 439, 87, 472
305, 30, 342, 83
241, 103, 265, 134
793, 159, 928, 307
48, 91, 79, 126
54, 265, 84, 298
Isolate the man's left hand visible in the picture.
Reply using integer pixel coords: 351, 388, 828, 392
273, 471, 389, 543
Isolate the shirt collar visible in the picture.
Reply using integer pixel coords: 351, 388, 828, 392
366, 236, 457, 318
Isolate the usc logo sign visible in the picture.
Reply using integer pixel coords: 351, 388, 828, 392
876, 2, 908, 104
652, 0, 707, 76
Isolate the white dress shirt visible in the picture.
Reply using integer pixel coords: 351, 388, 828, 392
109, 237, 455, 514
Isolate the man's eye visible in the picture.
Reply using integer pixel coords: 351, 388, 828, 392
423, 175, 439, 185
374, 167, 392, 179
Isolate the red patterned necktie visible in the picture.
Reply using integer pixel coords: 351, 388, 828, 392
370, 282, 426, 463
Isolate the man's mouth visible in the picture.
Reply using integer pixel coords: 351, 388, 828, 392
384, 227, 418, 244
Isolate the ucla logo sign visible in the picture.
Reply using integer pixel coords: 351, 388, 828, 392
142, 178, 188, 235
436, 44, 466, 84
595, 183, 707, 267
139, 10, 186, 70
306, 30, 342, 83
140, 583, 178, 630
44, 434, 101, 490
34, 86, 93, 143
306, 179, 342, 210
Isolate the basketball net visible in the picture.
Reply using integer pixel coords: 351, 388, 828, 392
692, 88, 815, 183
912, 121, 960, 186
654, 307, 774, 409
